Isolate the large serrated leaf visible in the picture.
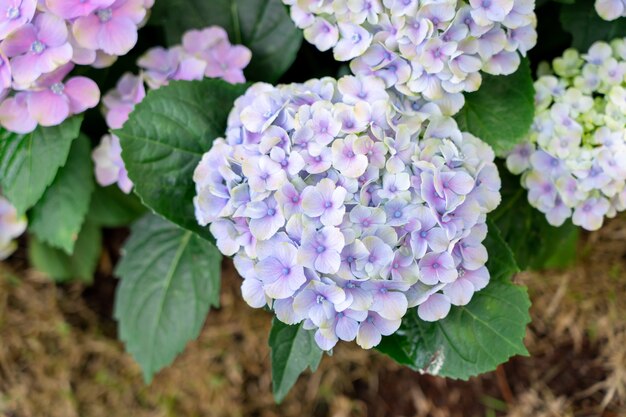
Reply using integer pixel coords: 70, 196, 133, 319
151, 0, 302, 83
29, 135, 94, 254
269, 319, 323, 403
114, 214, 222, 382
116, 79, 247, 241
376, 281, 530, 379
456, 60, 535, 156
0, 117, 83, 214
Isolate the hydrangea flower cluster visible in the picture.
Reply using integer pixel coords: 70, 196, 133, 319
92, 26, 252, 193
193, 75, 502, 350
0, 0, 155, 133
0, 195, 27, 260
282, 0, 537, 108
507, 39, 626, 231
595, 0, 626, 21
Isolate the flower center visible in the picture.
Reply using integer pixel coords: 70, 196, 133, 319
6, 6, 19, 19
291, 196, 299, 203
394, 210, 402, 218
346, 256, 355, 263
316, 295, 326, 304
324, 201, 332, 208
432, 262, 440, 269
316, 245, 325, 253
281, 267, 290, 275
97, 8, 113, 23
420, 231, 428, 238
267, 208, 276, 216
30, 40, 45, 54
50, 82, 65, 95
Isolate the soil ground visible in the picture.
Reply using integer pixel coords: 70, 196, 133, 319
1, 218, 625, 417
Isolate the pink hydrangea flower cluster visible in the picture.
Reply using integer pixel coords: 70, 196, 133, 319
0, 0, 154, 133
283, 0, 537, 109
193, 75, 502, 351
92, 26, 252, 193
506, 39, 626, 231
0, 195, 27, 260
595, 0, 626, 20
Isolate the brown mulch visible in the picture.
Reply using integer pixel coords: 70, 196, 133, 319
1, 217, 626, 417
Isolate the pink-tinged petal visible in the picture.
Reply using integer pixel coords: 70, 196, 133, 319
92, 136, 120, 187
221, 69, 246, 84
315, 250, 341, 274
371, 291, 408, 320
36, 43, 74, 77
68, 31, 97, 65
417, 293, 451, 322
175, 56, 206, 81
2, 24, 37, 56
26, 90, 70, 126
35, 13, 68, 46
0, 95, 37, 133
256, 257, 284, 284
113, 0, 147, 24
47, 0, 116, 19
443, 278, 475, 306
335, 315, 359, 341
227, 45, 252, 68
241, 278, 266, 308
98, 17, 138, 55
105, 103, 134, 128
464, 266, 489, 291
72, 14, 102, 50
64, 76, 100, 113
92, 50, 117, 68
356, 321, 381, 349
274, 298, 300, 324
315, 327, 338, 351
10, 53, 44, 86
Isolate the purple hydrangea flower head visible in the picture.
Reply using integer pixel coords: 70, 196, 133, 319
194, 75, 501, 350
282, 0, 537, 106
507, 38, 626, 231
0, 195, 27, 260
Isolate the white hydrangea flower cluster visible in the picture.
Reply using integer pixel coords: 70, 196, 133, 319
507, 39, 626, 231
282, 0, 537, 109
193, 75, 501, 350
0, 196, 27, 260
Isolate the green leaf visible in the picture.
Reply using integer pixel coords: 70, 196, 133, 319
28, 220, 102, 283
0, 117, 83, 214
151, 0, 302, 83
456, 59, 534, 156
376, 281, 530, 379
116, 79, 247, 241
491, 165, 579, 270
484, 219, 520, 281
88, 185, 147, 227
269, 318, 324, 403
114, 214, 222, 382
560, 0, 626, 50
29, 135, 94, 254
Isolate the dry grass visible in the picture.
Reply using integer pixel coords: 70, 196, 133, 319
0, 217, 625, 417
